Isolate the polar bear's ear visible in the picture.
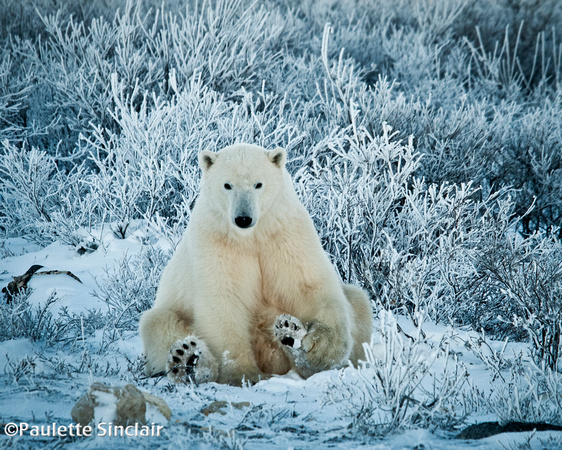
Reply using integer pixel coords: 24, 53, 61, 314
199, 150, 217, 171
268, 147, 286, 168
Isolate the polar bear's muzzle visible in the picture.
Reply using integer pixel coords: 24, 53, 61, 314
231, 192, 256, 229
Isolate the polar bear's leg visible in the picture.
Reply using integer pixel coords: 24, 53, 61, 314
139, 307, 218, 383
342, 284, 373, 364
167, 336, 218, 384
252, 308, 292, 375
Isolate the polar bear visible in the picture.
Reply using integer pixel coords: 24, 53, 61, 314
139, 143, 373, 385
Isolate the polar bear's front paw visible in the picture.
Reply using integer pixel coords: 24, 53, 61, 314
274, 314, 307, 350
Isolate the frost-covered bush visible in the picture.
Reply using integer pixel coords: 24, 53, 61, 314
93, 244, 168, 332
0, 141, 91, 245
3, 354, 37, 386
300, 117, 561, 368
464, 331, 562, 428
491, 361, 562, 425
1, 0, 561, 236
474, 232, 562, 371
11, 0, 286, 156
0, 288, 105, 346
0, 55, 34, 144
0, 290, 64, 343
328, 311, 469, 435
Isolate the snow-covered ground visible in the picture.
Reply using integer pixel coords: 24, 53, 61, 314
1, 231, 561, 449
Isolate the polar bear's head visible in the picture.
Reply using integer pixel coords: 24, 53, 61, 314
198, 144, 287, 233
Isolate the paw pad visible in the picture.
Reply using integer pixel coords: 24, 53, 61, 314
167, 337, 202, 383
281, 336, 295, 347
274, 314, 307, 350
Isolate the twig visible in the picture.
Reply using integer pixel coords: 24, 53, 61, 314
2, 265, 82, 303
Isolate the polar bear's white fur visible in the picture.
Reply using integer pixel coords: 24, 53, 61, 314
139, 143, 372, 385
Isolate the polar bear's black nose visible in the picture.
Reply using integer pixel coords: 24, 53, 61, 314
235, 216, 253, 228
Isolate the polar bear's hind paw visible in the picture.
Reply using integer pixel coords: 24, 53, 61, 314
167, 338, 201, 383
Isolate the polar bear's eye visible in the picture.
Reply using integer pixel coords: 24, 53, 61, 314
255, 182, 263, 189
224, 183, 232, 190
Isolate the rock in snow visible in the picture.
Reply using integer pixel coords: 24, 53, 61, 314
71, 382, 171, 427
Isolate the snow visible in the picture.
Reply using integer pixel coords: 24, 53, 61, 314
92, 391, 118, 425
1, 233, 561, 448
145, 402, 168, 426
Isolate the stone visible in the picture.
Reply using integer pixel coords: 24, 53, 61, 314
114, 384, 146, 426
71, 382, 171, 427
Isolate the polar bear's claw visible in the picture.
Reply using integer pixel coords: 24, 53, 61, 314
274, 314, 307, 350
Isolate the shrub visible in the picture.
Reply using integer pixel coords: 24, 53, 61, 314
491, 360, 562, 425
475, 232, 562, 371
328, 311, 469, 435
93, 244, 168, 332
0, 140, 90, 245
0, 290, 64, 343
